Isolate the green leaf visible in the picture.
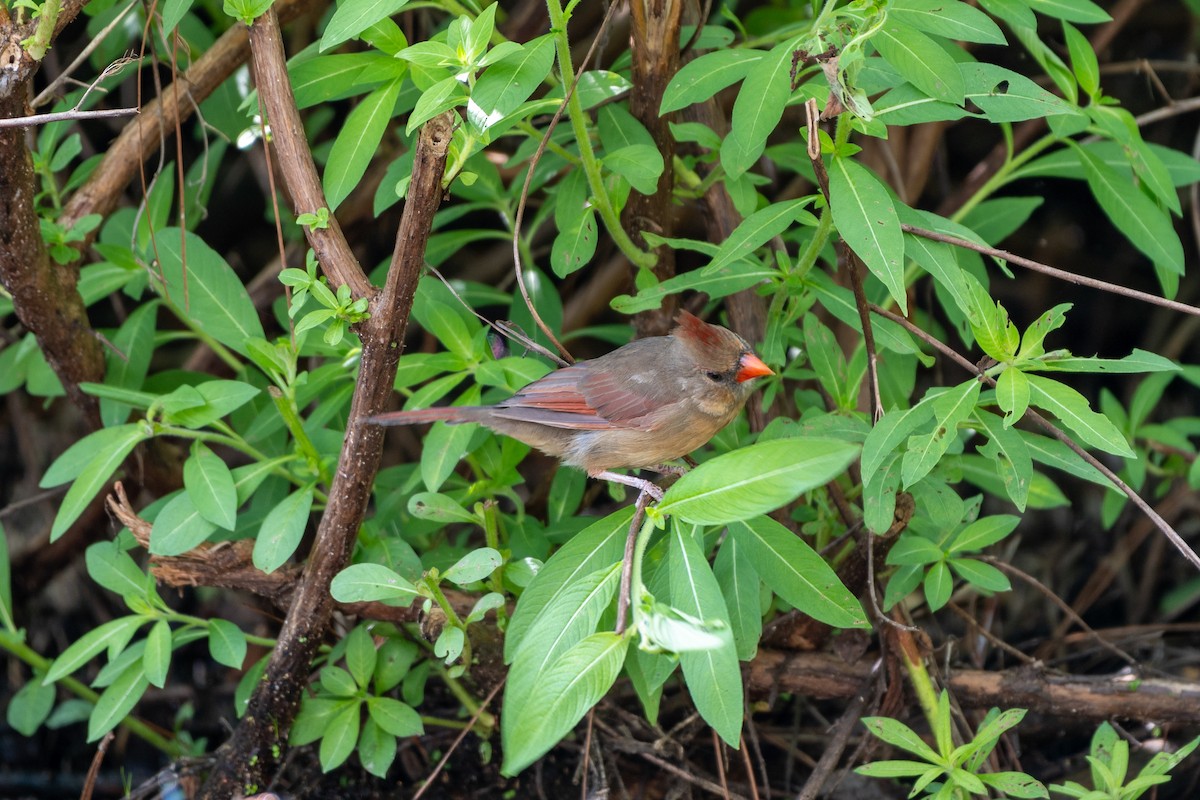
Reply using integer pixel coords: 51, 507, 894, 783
902, 380, 981, 487
252, 486, 315, 573
669, 522, 743, 747
357, 717, 396, 778
505, 508, 632, 661
862, 716, 941, 762
661, 50, 761, 114
155, 229, 266, 358
7, 678, 56, 736
1029, 0, 1110, 23
1025, 374, 1135, 457
325, 78, 403, 211
924, 561, 954, 611
874, 21, 965, 104
406, 75, 466, 135
407, 491, 478, 524
143, 620, 172, 688
658, 439, 860, 525
183, 443, 237, 530
862, 404, 935, 488
961, 62, 1082, 123
470, 35, 555, 128
101, 300, 159, 426
50, 422, 146, 541
44, 617, 146, 683
289, 54, 370, 110
41, 424, 145, 488
948, 558, 1011, 593
208, 618, 247, 669
603, 144, 664, 196
149, 491, 218, 556
320, 699, 361, 771
420, 420, 478, 492
712, 536, 761, 661
721, 35, 803, 178
1062, 22, 1099, 98
87, 661, 148, 742
500, 631, 629, 776
550, 208, 597, 278
166, 380, 261, 429
321, 0, 411, 51
703, 197, 816, 276
368, 695, 423, 736
85, 541, 148, 601
443, 547, 503, 586
890, 0, 1006, 44
330, 563, 421, 603
731, 516, 867, 628
828, 156, 907, 313
1073, 143, 1184, 278
973, 411, 1032, 509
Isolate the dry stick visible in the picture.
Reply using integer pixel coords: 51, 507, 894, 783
868, 303, 1200, 573
197, 10, 451, 797
32, 0, 139, 106
411, 679, 505, 800
79, 731, 115, 800
0, 106, 138, 127
712, 729, 731, 799
793, 659, 882, 800
510, 0, 623, 364
900, 224, 1200, 318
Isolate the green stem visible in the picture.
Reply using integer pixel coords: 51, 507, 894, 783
544, 0, 654, 270
433, 661, 496, 733
627, 513, 658, 633
267, 386, 329, 485
0, 630, 184, 757
23, 0, 60, 61
950, 133, 1059, 223
170, 613, 277, 649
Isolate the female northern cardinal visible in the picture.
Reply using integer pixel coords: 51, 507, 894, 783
365, 310, 773, 498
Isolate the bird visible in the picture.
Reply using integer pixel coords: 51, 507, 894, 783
364, 310, 774, 500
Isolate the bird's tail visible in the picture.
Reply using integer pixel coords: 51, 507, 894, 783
362, 406, 478, 427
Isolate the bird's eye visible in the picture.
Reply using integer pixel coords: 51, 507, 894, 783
704, 371, 723, 382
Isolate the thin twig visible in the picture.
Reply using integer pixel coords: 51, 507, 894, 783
412, 679, 505, 800
794, 659, 882, 800
33, 0, 139, 106
0, 106, 138, 128
868, 302, 1200, 573
615, 492, 654, 634
901, 223, 1200, 318
80, 731, 115, 800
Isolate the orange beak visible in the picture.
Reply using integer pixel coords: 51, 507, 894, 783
735, 353, 774, 383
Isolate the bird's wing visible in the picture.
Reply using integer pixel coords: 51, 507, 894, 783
489, 360, 675, 431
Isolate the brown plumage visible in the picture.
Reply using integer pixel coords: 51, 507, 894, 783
365, 310, 773, 498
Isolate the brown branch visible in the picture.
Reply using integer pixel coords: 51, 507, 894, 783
0, 91, 104, 426
196, 10, 450, 797
0, 106, 138, 128
58, 0, 320, 242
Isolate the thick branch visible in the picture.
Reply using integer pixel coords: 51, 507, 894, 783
196, 13, 449, 798
0, 92, 103, 426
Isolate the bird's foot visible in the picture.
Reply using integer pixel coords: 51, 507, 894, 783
592, 470, 664, 503
648, 463, 688, 478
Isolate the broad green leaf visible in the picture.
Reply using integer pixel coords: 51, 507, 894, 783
550, 209, 597, 277
603, 144, 664, 196
1026, 374, 1135, 457
861, 404, 934, 487
155, 229, 266, 358
1032, 350, 1179, 374
611, 262, 775, 314
1029, 0, 1110, 23
902, 380, 981, 487
501, 632, 629, 776
973, 411, 1032, 509
712, 536, 761, 661
161, 0, 194, 34
325, 78, 403, 210
924, 561, 954, 610
208, 618, 247, 669
661, 50, 761, 114
862, 716, 941, 762
368, 696, 423, 736
731, 516, 867, 628
949, 558, 1011, 592
1016, 140, 1200, 187
470, 35, 555, 128
165, 380, 260, 429
143, 620, 172, 688
1062, 21, 1099, 98
702, 197, 817, 275
961, 62, 1081, 123
149, 491, 218, 556
252, 486, 315, 573
290, 54, 370, 109
87, 661, 149, 741
407, 492, 478, 524
721, 35, 803, 178
961, 196, 1044, 246
101, 300, 159, 427
890, 0, 1006, 44
1073, 144, 1184, 277
949, 514, 1020, 553
505, 508, 632, 661
183, 443, 237, 530
670, 522, 742, 747
357, 717, 396, 778
7, 679, 55, 736
85, 541, 148, 601
321, 0, 411, 51
827, 156, 907, 313
657, 439, 860, 525
42, 423, 145, 488
874, 21, 965, 104
330, 563, 422, 603
1016, 303, 1072, 362
406, 75, 466, 135
421, 420, 479, 492
320, 699, 361, 771
443, 547, 503, 586
44, 616, 146, 683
